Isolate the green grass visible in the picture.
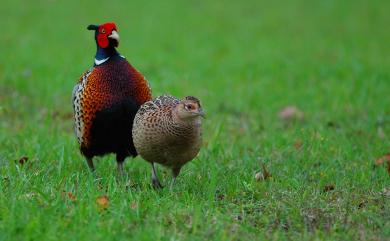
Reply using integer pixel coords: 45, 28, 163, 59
1, 0, 390, 240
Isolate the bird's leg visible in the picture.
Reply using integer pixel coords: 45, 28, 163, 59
116, 154, 126, 177
117, 162, 124, 177
86, 158, 95, 171
151, 163, 163, 189
170, 167, 181, 190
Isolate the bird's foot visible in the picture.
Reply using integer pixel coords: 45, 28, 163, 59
152, 178, 164, 189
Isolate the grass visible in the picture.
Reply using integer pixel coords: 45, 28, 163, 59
1, 0, 390, 240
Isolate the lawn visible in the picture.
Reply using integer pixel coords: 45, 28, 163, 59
1, 0, 390, 240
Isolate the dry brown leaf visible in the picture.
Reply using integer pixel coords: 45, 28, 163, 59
375, 153, 390, 166
19, 156, 29, 165
68, 192, 76, 201
278, 106, 304, 122
96, 195, 109, 209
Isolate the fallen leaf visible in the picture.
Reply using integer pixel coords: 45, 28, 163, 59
18, 156, 29, 165
323, 184, 335, 192
96, 195, 109, 210
374, 153, 390, 166
67, 192, 76, 201
278, 106, 304, 122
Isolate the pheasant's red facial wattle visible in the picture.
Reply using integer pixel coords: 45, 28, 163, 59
97, 23, 119, 48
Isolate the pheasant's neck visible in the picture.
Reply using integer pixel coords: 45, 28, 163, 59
174, 114, 202, 129
94, 46, 120, 66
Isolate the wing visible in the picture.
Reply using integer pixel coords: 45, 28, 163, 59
73, 69, 93, 144
133, 95, 178, 127
72, 84, 79, 111
72, 68, 92, 112
135, 100, 158, 118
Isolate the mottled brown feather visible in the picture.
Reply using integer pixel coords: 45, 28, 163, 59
132, 95, 203, 173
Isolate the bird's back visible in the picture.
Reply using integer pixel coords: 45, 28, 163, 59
73, 56, 152, 158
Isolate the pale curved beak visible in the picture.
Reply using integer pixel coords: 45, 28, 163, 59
108, 30, 120, 42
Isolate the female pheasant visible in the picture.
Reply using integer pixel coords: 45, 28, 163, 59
72, 22, 152, 174
132, 95, 204, 188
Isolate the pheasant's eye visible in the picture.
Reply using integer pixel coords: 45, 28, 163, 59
186, 105, 194, 110
101, 29, 106, 34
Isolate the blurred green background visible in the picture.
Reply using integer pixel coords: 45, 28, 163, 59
1, 0, 389, 240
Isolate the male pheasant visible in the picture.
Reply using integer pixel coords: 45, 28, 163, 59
72, 22, 152, 174
132, 95, 204, 188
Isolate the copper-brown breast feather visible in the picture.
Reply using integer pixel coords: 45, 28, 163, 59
79, 59, 152, 149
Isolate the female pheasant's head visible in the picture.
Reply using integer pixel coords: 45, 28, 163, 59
87, 22, 120, 49
176, 96, 205, 120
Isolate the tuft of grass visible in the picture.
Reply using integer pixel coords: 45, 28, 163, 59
1, 0, 389, 240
